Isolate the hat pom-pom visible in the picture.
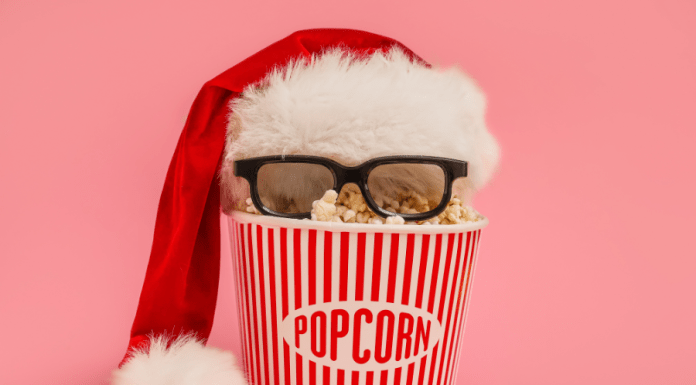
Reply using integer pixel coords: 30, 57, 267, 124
112, 335, 246, 385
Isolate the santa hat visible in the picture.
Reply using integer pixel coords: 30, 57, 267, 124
113, 28, 499, 385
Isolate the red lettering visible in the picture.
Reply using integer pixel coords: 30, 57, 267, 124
295, 308, 433, 364
414, 317, 431, 355
311, 311, 327, 357
295, 315, 307, 348
330, 309, 349, 361
353, 308, 372, 364
375, 310, 395, 363
396, 312, 414, 361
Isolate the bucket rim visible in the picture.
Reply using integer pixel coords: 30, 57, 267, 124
226, 211, 488, 234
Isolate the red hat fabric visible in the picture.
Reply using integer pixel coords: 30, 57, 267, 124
120, 28, 426, 370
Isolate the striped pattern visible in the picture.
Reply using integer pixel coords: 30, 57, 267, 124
229, 219, 482, 385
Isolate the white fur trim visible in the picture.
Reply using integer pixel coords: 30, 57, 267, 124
111, 335, 246, 385
221, 45, 500, 211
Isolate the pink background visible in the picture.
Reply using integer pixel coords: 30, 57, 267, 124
1, 0, 694, 384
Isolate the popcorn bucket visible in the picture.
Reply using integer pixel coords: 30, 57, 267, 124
227, 211, 488, 385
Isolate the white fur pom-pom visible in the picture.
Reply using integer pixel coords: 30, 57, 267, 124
111, 335, 246, 385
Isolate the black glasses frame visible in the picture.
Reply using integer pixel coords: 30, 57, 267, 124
234, 155, 468, 221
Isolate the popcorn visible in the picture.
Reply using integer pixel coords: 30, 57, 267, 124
385, 215, 406, 225
342, 209, 356, 223
243, 186, 483, 225
245, 198, 260, 214
436, 198, 482, 225
312, 189, 338, 221
356, 212, 370, 224
331, 215, 343, 223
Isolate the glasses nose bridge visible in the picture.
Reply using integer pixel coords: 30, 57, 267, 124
334, 167, 363, 191
343, 167, 364, 184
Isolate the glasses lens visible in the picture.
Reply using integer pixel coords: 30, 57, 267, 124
257, 162, 335, 214
367, 163, 446, 215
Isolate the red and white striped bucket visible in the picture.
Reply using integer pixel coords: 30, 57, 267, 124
227, 212, 488, 385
